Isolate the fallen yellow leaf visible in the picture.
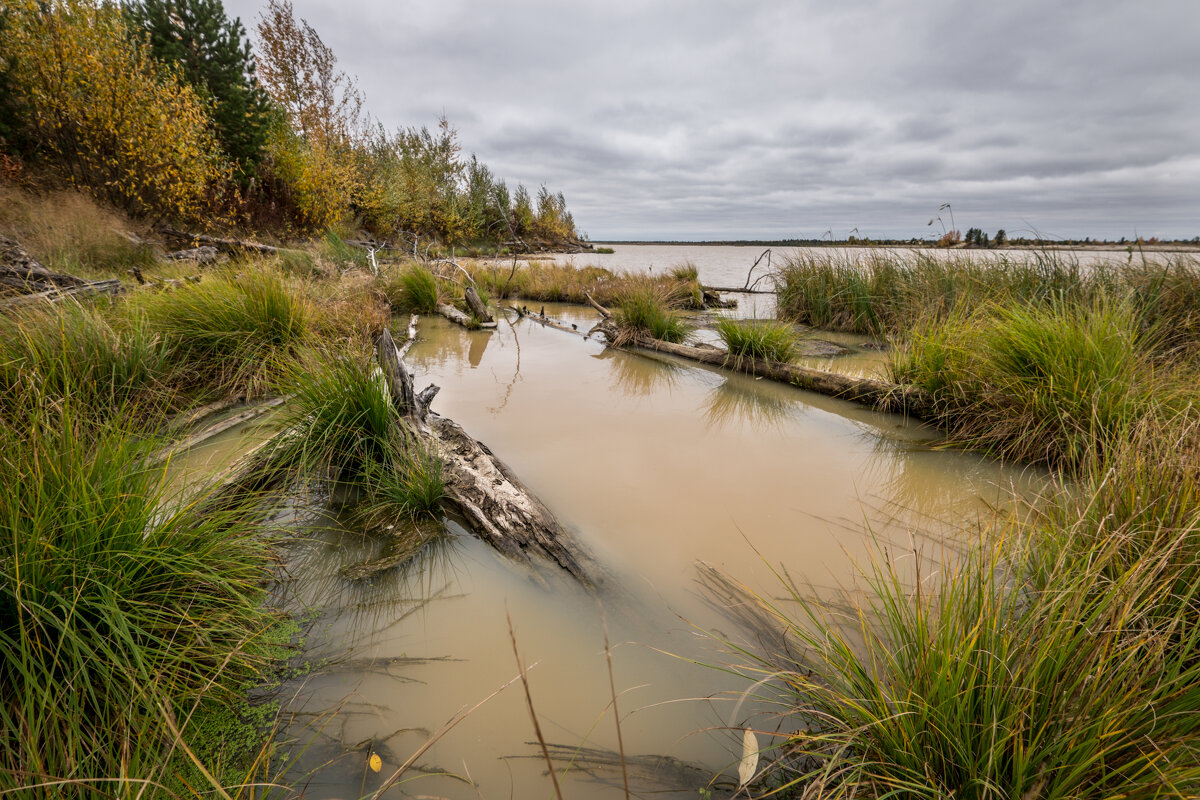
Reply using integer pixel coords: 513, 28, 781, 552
368, 752, 382, 773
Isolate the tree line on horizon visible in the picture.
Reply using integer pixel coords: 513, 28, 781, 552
0, 0, 581, 248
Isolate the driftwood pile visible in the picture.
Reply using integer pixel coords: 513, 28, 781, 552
0, 235, 123, 306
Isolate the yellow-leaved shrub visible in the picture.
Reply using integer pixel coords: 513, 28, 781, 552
264, 122, 356, 232
1, 0, 227, 219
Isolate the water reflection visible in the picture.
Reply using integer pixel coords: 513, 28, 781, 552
596, 348, 684, 397
466, 328, 492, 368
855, 431, 1046, 532
702, 377, 799, 432
275, 507, 467, 657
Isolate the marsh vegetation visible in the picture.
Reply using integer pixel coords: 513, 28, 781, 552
4, 168, 1200, 799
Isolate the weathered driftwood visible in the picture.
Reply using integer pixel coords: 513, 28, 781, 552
0, 277, 123, 307
704, 285, 774, 295
0, 235, 86, 289
585, 295, 932, 418
701, 288, 738, 308
161, 229, 281, 255
429, 257, 496, 325
164, 245, 220, 263
151, 397, 288, 467
508, 304, 584, 337
463, 285, 492, 323
375, 327, 589, 582
437, 302, 498, 329
0, 235, 123, 306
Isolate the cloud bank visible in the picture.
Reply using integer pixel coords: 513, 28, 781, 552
224, 0, 1200, 240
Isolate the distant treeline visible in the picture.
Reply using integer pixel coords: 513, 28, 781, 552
0, 0, 582, 248
599, 235, 1200, 248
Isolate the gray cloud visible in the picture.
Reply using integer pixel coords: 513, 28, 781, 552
225, 0, 1200, 240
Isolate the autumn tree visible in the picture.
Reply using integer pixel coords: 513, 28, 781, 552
124, 0, 272, 179
1, 0, 226, 218
354, 117, 468, 241
254, 0, 361, 144
252, 0, 363, 229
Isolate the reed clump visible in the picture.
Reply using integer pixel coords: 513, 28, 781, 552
0, 400, 281, 795
719, 497, 1200, 798
0, 301, 175, 422
270, 350, 446, 515
715, 318, 799, 363
613, 282, 692, 345
890, 299, 1174, 469
378, 264, 441, 313
775, 250, 1200, 349
132, 265, 314, 395
468, 259, 708, 309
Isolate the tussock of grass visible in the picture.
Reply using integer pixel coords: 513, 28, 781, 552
134, 266, 313, 395
0, 301, 175, 420
359, 439, 445, 522
614, 283, 692, 344
714, 506, 1200, 798
668, 261, 699, 282
890, 300, 1170, 469
715, 318, 799, 363
380, 264, 440, 313
270, 350, 446, 518
271, 351, 399, 479
0, 401, 278, 794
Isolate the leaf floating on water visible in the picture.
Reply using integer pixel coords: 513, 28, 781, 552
738, 728, 758, 789
368, 752, 382, 773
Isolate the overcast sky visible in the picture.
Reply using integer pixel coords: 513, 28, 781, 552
223, 0, 1199, 241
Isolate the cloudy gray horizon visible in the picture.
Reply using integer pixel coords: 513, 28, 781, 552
223, 0, 1199, 241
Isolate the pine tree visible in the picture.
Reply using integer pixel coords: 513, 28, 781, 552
125, 0, 272, 179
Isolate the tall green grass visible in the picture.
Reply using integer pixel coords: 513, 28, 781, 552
379, 265, 440, 313
270, 350, 446, 518
614, 283, 692, 344
134, 267, 312, 395
716, 507, 1200, 798
0, 301, 174, 421
772, 250, 1200, 341
715, 318, 799, 363
890, 300, 1171, 469
0, 400, 279, 795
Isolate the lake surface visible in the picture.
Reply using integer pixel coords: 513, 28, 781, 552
264, 301, 1048, 798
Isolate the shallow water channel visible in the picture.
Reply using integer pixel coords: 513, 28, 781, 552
256, 304, 1045, 799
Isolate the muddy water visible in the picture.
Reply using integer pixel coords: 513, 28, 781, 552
274, 305, 1047, 799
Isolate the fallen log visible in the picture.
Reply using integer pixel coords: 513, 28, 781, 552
437, 302, 498, 329
375, 327, 590, 582
0, 235, 88, 290
164, 245, 220, 263
151, 396, 287, 467
0, 278, 124, 307
463, 285, 493, 323
703, 285, 774, 295
584, 296, 932, 418
507, 304, 583, 337
161, 229, 281, 255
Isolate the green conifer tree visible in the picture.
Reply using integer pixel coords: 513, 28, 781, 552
125, 0, 272, 179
